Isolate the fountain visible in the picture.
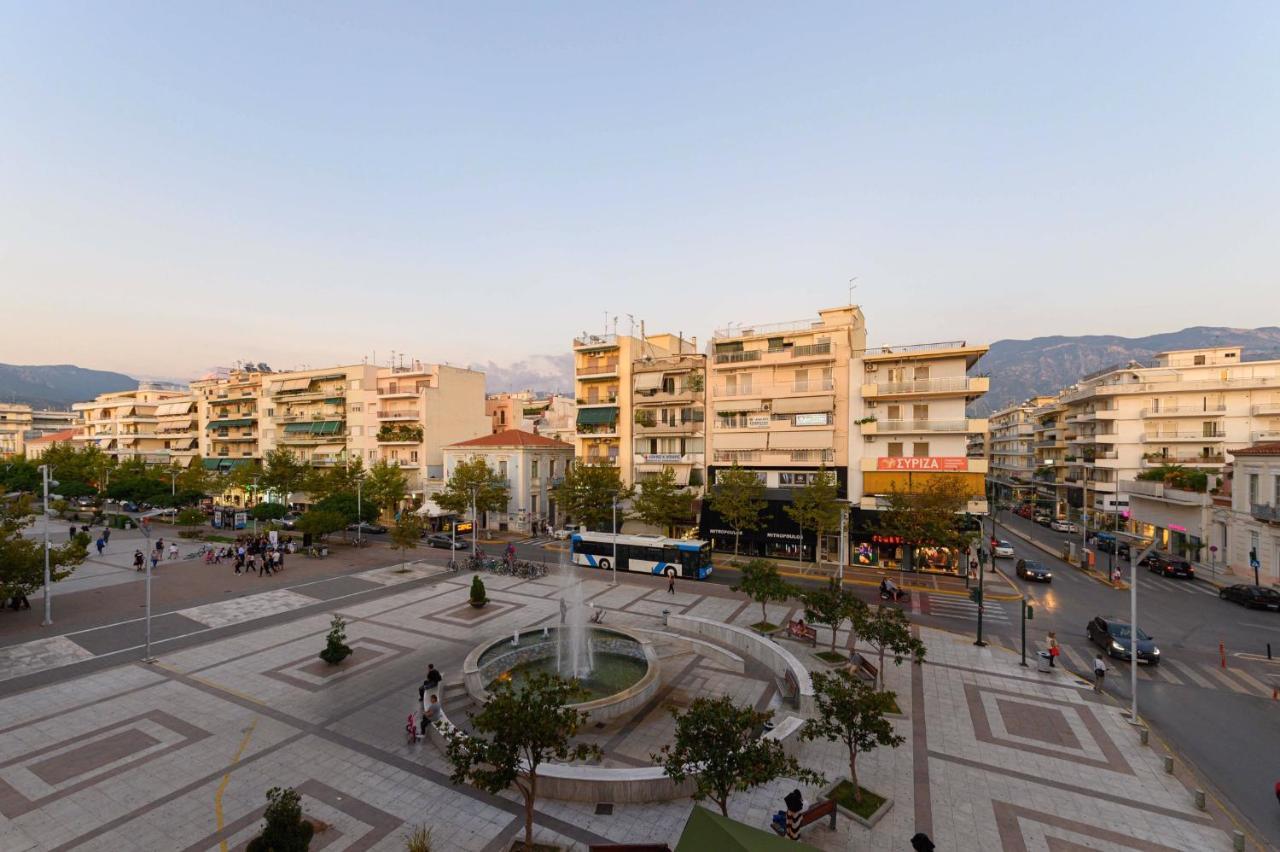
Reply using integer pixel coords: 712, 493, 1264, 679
555, 548, 594, 680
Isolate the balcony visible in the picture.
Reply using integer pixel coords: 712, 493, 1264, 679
860, 376, 988, 399
714, 350, 763, 365
577, 362, 620, 378
788, 342, 834, 361
210, 433, 257, 442
1121, 480, 1210, 506
634, 452, 700, 466
862, 418, 984, 435
377, 389, 421, 399
576, 397, 618, 407
1251, 430, 1280, 442
634, 417, 703, 434
712, 378, 833, 398
1140, 405, 1227, 417
1252, 403, 1280, 416
310, 454, 345, 466
1141, 453, 1225, 466
634, 386, 701, 404
1252, 503, 1280, 523
1142, 430, 1225, 442
376, 409, 419, 420
711, 449, 834, 464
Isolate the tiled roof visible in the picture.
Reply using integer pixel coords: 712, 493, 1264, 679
1229, 443, 1280, 457
448, 429, 574, 450
28, 429, 79, 444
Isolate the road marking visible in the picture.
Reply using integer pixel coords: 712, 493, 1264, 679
1223, 667, 1274, 696
1150, 665, 1183, 685
1201, 666, 1251, 695
216, 717, 259, 852
1060, 645, 1091, 672
1162, 659, 1215, 688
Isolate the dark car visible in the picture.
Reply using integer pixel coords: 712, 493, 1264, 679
346, 521, 387, 535
1015, 558, 1053, 582
280, 513, 301, 530
1087, 616, 1160, 664
1092, 533, 1131, 560
1140, 553, 1195, 579
1219, 585, 1280, 610
425, 533, 466, 550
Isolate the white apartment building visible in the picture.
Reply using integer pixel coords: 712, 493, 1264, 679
73, 385, 195, 465
988, 396, 1055, 504
442, 430, 575, 534
1221, 444, 1280, 585
0, 403, 33, 458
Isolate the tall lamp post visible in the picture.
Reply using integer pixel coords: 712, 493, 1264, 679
39, 464, 56, 626
610, 497, 618, 586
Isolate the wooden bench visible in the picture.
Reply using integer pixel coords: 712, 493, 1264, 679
848, 654, 878, 684
771, 798, 838, 837
784, 619, 818, 646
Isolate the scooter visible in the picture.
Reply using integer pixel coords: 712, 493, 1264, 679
879, 586, 910, 603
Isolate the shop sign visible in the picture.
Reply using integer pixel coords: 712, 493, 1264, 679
876, 456, 968, 471
766, 531, 802, 541
873, 534, 904, 545
645, 453, 683, 463
793, 413, 828, 427
747, 415, 771, 429
453, 521, 473, 534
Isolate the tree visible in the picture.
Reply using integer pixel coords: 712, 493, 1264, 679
250, 502, 288, 521
554, 461, 629, 531
803, 579, 870, 656
0, 495, 89, 604
653, 696, 822, 817
434, 457, 510, 529
389, 512, 421, 566
0, 459, 41, 493
305, 456, 364, 503
470, 574, 487, 606
295, 509, 345, 542
319, 614, 352, 664
785, 465, 842, 563
174, 459, 216, 499
261, 449, 309, 504
876, 476, 975, 570
363, 459, 409, 517
731, 558, 793, 631
175, 508, 205, 534
313, 493, 379, 525
447, 673, 601, 852
40, 443, 114, 494
860, 605, 926, 689
707, 463, 766, 556
246, 786, 314, 852
632, 467, 692, 536
801, 671, 905, 803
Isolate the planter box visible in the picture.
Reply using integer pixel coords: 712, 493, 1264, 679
809, 650, 848, 668
469, 599, 488, 609
821, 777, 893, 829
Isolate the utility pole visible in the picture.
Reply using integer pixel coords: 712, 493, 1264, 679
611, 498, 618, 586
140, 518, 155, 662
40, 464, 53, 626
471, 486, 478, 555
1020, 596, 1030, 667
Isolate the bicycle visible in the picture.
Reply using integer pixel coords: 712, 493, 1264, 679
446, 559, 461, 575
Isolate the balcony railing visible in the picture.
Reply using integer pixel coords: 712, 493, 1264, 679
874, 419, 970, 433
1142, 453, 1225, 465
578, 362, 620, 376
1252, 503, 1280, 523
712, 378, 834, 397
1251, 430, 1280, 442
376, 410, 419, 420
574, 333, 618, 349
714, 350, 763, 364
864, 340, 969, 357
1142, 430, 1225, 441
865, 376, 984, 396
713, 317, 826, 339
1252, 403, 1280, 416
790, 342, 832, 358
1140, 405, 1227, 417
711, 449, 834, 464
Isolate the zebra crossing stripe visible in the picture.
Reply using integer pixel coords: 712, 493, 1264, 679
1201, 666, 1252, 695
1162, 659, 1214, 688
1223, 667, 1273, 696
1059, 645, 1091, 672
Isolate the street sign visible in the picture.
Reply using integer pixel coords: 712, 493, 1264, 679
1251, 558, 1261, 570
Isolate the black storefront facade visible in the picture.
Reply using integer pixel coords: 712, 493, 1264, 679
699, 465, 848, 562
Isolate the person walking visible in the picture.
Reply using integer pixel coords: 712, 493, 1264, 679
1047, 631, 1059, 668
69, 524, 77, 541
95, 536, 105, 556
149, 550, 159, 572
167, 541, 178, 560
1093, 653, 1107, 693
133, 550, 145, 572
102, 527, 111, 545
667, 571, 676, 595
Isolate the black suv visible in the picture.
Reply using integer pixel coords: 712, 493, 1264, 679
1219, 585, 1280, 610
1087, 616, 1160, 664
1139, 553, 1195, 579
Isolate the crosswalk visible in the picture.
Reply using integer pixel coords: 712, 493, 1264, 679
924, 594, 1011, 623
514, 535, 559, 547
1133, 575, 1220, 597
1021, 639, 1280, 697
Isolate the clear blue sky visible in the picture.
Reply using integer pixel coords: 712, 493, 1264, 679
2, 2, 1278, 379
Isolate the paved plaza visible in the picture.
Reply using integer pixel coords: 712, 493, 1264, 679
0, 563, 1249, 851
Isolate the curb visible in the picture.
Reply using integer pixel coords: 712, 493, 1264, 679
713, 563, 1023, 602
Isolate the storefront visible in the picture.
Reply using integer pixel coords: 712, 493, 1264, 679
849, 509, 975, 575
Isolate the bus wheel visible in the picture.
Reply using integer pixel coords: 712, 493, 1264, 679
598, 558, 610, 571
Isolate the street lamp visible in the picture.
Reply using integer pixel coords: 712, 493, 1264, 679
356, 476, 363, 545
611, 497, 618, 586
38, 464, 57, 626
1115, 531, 1158, 725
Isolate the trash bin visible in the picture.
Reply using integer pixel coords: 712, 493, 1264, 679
1037, 651, 1052, 673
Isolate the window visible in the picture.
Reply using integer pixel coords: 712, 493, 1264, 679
662, 376, 676, 394
410, 450, 418, 462
887, 442, 904, 458
531, 460, 539, 478
886, 405, 902, 421
499, 411, 506, 424
266, 407, 274, 417
913, 365, 930, 381
887, 367, 905, 383
767, 337, 785, 352
1274, 476, 1280, 506
550, 459, 557, 476
1249, 474, 1259, 504
349, 403, 362, 412
779, 472, 815, 487
350, 426, 362, 437
913, 442, 930, 457
912, 404, 929, 421
794, 369, 809, 392
531, 494, 539, 513
1194, 355, 1206, 365
498, 460, 508, 478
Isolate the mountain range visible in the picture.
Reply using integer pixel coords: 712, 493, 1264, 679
0, 363, 137, 410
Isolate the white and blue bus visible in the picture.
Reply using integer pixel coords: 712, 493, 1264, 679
570, 532, 713, 580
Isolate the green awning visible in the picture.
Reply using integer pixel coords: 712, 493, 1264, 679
322, 397, 345, 404
675, 806, 819, 852
203, 458, 254, 471
207, 418, 255, 430
283, 420, 344, 435
577, 407, 618, 426
202, 459, 225, 470
283, 422, 313, 433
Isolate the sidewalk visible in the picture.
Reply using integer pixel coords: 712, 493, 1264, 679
711, 556, 1022, 600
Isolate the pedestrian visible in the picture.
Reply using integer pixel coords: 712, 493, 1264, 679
149, 551, 159, 572
425, 663, 442, 692
69, 525, 77, 541
1047, 631, 1059, 668
102, 527, 111, 544
667, 571, 676, 595
167, 542, 178, 560
95, 537, 105, 555
910, 833, 936, 852
1093, 653, 1107, 693
233, 554, 241, 575
133, 550, 145, 572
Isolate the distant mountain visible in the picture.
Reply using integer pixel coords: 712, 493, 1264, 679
472, 353, 574, 394
972, 326, 1280, 415
0, 363, 137, 409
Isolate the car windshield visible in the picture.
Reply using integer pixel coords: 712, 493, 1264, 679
998, 541, 1011, 547
1108, 624, 1150, 641
1024, 562, 1043, 570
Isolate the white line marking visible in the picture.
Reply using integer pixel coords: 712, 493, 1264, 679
1162, 659, 1214, 688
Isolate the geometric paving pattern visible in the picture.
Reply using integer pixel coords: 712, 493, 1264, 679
260, 637, 414, 692
992, 801, 1182, 852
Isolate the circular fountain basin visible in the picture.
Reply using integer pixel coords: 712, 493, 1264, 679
463, 626, 660, 723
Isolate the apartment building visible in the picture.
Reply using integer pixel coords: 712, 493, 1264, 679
1219, 444, 1280, 585
73, 385, 195, 465
987, 396, 1055, 504
443, 430, 575, 534
1055, 347, 1280, 551
0, 403, 34, 458
572, 329, 696, 485
851, 341, 990, 571
530, 395, 577, 445
1030, 396, 1069, 517
632, 344, 707, 494
192, 370, 267, 471
486, 391, 534, 433
25, 428, 79, 460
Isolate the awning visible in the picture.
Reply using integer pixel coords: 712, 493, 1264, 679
271, 377, 311, 393
713, 399, 763, 414
769, 430, 834, 450
715, 432, 768, 450
633, 371, 663, 391
203, 458, 253, 471
322, 397, 345, 404
637, 464, 691, 485
771, 394, 834, 414
283, 422, 312, 433
577, 407, 618, 426
208, 418, 255, 429
171, 455, 194, 468
282, 420, 344, 435
414, 498, 451, 518
155, 401, 194, 417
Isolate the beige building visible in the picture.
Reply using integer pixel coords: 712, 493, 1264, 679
1220, 443, 1280, 585
73, 385, 195, 465
192, 369, 267, 472
0, 403, 34, 458
24, 428, 79, 460
442, 430, 575, 534
1030, 396, 1069, 517
530, 394, 577, 445
987, 396, 1056, 504
632, 345, 707, 493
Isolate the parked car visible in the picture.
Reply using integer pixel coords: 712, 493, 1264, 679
1140, 553, 1195, 579
552, 526, 578, 540
425, 533, 467, 550
1016, 505, 1035, 519
993, 540, 1015, 559
1092, 533, 1131, 560
346, 521, 388, 535
1049, 519, 1078, 533
1015, 559, 1053, 582
1219, 585, 1280, 610
1034, 512, 1052, 526
119, 501, 140, 513
1087, 615, 1160, 664
280, 513, 301, 530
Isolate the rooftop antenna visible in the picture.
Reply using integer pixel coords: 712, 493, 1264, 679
848, 276, 859, 305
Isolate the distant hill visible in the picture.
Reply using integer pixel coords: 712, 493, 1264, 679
0, 363, 137, 409
471, 353, 573, 394
972, 326, 1280, 415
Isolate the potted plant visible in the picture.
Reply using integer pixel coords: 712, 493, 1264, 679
469, 575, 488, 608
318, 614, 352, 665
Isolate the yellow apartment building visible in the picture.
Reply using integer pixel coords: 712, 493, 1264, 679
1, 403, 34, 458
73, 385, 194, 465
192, 369, 266, 472
631, 344, 707, 494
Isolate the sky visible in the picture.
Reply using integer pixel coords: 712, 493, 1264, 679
2, 2, 1279, 382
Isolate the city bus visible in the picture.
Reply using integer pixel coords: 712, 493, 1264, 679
569, 532, 713, 580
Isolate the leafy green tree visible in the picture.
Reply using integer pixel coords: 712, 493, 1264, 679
653, 696, 822, 817
860, 605, 926, 689
785, 465, 842, 564
40, 443, 113, 494
295, 509, 345, 541
389, 512, 421, 566
261, 449, 309, 504
447, 673, 601, 852
250, 502, 288, 521
305, 456, 364, 503
707, 463, 766, 556
730, 558, 794, 631
246, 786, 313, 852
0, 495, 89, 603
319, 614, 352, 664
364, 459, 408, 517
803, 579, 870, 655
554, 461, 629, 531
174, 459, 216, 498
175, 508, 206, 533
801, 671, 905, 803
632, 467, 692, 536
313, 493, 379, 524
434, 457, 510, 530
0, 460, 41, 493
876, 476, 974, 569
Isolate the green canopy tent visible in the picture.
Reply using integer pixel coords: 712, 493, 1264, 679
673, 805, 821, 852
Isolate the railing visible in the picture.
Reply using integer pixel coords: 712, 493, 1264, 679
574, 333, 618, 348
1252, 430, 1280, 442
790, 342, 832, 358
1062, 375, 1280, 403
712, 378, 833, 397
1122, 480, 1209, 504
864, 376, 979, 395
714, 350, 763, 364
864, 340, 968, 357
376, 410, 418, 419
713, 450, 761, 463
1140, 405, 1226, 417
713, 317, 825, 339
578, 362, 620, 376
1252, 503, 1280, 523
1143, 430, 1225, 440
1142, 453, 1225, 464
1252, 403, 1280, 416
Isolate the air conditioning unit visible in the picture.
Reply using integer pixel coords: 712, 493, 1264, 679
863, 435, 876, 442
760, 401, 772, 411
865, 364, 878, 373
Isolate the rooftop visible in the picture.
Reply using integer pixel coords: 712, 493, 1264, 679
1229, 442, 1280, 458
447, 429, 574, 450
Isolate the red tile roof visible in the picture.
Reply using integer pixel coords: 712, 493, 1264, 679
448, 429, 573, 450
1229, 443, 1280, 457
28, 429, 79, 444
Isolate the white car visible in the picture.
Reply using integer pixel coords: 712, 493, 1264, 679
552, 526, 578, 540
993, 540, 1015, 559
1050, 519, 1077, 534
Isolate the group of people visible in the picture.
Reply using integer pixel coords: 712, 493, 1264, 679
416, 663, 443, 734
214, 534, 294, 576
131, 537, 177, 572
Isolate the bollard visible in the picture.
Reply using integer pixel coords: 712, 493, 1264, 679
661, 608, 671, 627
1269, 642, 1273, 660
1163, 755, 1174, 774
1219, 641, 1227, 669
1139, 727, 1149, 746
1233, 830, 1245, 851
1194, 789, 1206, 811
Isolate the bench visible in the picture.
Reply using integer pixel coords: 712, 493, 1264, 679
848, 654, 878, 684
771, 798, 838, 837
784, 619, 818, 646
